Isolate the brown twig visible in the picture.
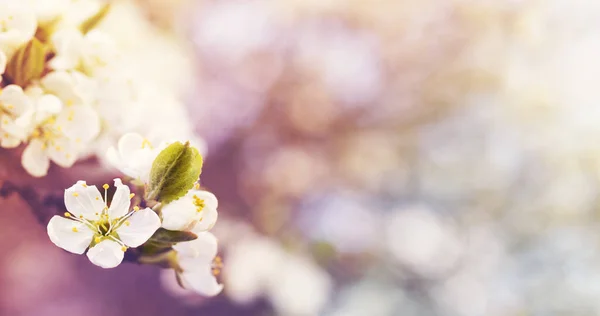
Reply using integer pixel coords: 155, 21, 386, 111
0, 181, 65, 225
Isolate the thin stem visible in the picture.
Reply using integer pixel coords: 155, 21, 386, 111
0, 181, 64, 224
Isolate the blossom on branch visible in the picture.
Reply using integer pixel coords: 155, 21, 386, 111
47, 178, 161, 268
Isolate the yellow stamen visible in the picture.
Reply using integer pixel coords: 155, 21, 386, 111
129, 193, 135, 199
133, 206, 140, 211
121, 246, 127, 252
102, 184, 109, 190
95, 237, 101, 243
64, 212, 71, 217
72, 192, 79, 197
141, 139, 153, 149
72, 227, 78, 232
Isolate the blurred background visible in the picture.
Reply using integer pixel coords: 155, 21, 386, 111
3, 0, 600, 315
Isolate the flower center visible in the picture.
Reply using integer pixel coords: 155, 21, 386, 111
192, 195, 205, 213
97, 219, 111, 236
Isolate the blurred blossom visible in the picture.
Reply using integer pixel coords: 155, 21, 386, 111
385, 205, 463, 277
221, 231, 332, 316
299, 192, 380, 254
294, 24, 382, 106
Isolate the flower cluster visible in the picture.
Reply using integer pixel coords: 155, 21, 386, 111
0, 0, 198, 177
47, 133, 222, 296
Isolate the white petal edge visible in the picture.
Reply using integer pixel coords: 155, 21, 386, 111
180, 269, 223, 297
86, 239, 124, 269
116, 208, 161, 247
160, 194, 197, 231
21, 139, 50, 177
47, 215, 94, 254
107, 178, 130, 220
174, 232, 219, 265
64, 180, 104, 221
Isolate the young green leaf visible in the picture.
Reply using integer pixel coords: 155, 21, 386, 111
137, 228, 198, 256
146, 141, 203, 203
149, 228, 198, 244
80, 4, 111, 34
5, 38, 47, 86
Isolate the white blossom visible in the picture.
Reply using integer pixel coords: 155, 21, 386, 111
106, 133, 160, 183
172, 232, 223, 296
21, 99, 99, 177
0, 2, 37, 57
161, 189, 218, 232
40, 70, 96, 107
47, 178, 161, 268
50, 29, 118, 74
0, 85, 34, 148
0, 0, 199, 179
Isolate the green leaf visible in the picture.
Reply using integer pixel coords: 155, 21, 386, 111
35, 17, 61, 43
79, 4, 110, 34
138, 228, 197, 256
5, 38, 47, 86
146, 141, 203, 203
149, 228, 198, 244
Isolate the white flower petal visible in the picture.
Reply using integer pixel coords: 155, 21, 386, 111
36, 93, 63, 113
47, 215, 94, 254
56, 105, 100, 142
49, 28, 83, 70
21, 139, 50, 177
0, 84, 32, 116
174, 232, 218, 265
180, 269, 223, 297
118, 133, 146, 161
192, 207, 218, 233
81, 30, 117, 72
161, 190, 218, 232
1, 114, 25, 139
160, 194, 197, 231
1, 134, 20, 148
0, 50, 6, 75
47, 137, 78, 168
0, 4, 37, 54
86, 239, 124, 269
116, 208, 161, 247
41, 71, 79, 103
191, 191, 218, 232
64, 180, 104, 221
107, 178, 130, 220
107, 133, 157, 182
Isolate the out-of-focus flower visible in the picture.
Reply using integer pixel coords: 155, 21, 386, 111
266, 255, 332, 316
0, 85, 34, 148
22, 102, 99, 177
50, 29, 118, 74
385, 205, 463, 277
47, 179, 161, 268
161, 189, 218, 232
0, 2, 36, 56
0, 0, 198, 178
106, 132, 159, 183
171, 232, 223, 296
223, 233, 332, 315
